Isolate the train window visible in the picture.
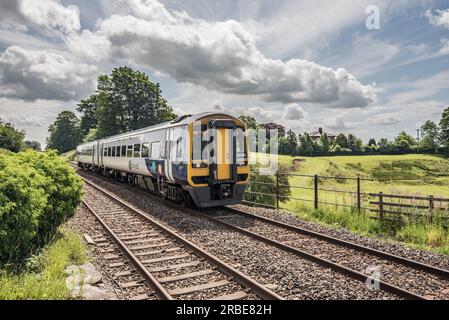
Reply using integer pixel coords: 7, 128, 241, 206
116, 146, 121, 157
127, 145, 133, 157
176, 137, 183, 158
111, 146, 116, 157
150, 142, 160, 159
235, 128, 247, 165
107, 147, 111, 157
192, 123, 208, 164
141, 143, 149, 158
104, 148, 107, 157
164, 141, 170, 159
121, 145, 126, 157
133, 144, 141, 158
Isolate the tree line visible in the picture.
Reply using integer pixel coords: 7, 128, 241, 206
239, 107, 449, 156
0, 120, 41, 152
46, 66, 177, 153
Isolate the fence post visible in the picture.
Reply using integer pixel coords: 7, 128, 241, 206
379, 192, 384, 220
429, 195, 434, 224
314, 175, 319, 210
356, 177, 361, 212
276, 170, 280, 211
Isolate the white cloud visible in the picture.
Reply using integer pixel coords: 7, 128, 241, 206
1, 114, 46, 127
323, 116, 350, 131
369, 114, 400, 126
440, 38, 449, 55
425, 8, 449, 29
327, 35, 400, 78
231, 106, 276, 123
0, 0, 80, 34
283, 104, 305, 120
0, 46, 97, 101
385, 70, 449, 106
68, 0, 376, 108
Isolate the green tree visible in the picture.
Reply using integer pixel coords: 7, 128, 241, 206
24, 140, 42, 151
439, 107, 449, 149
335, 133, 348, 148
420, 120, 439, 152
94, 67, 177, 138
238, 115, 258, 129
285, 129, 298, 155
46, 111, 82, 153
82, 128, 98, 143
368, 138, 377, 146
246, 164, 291, 207
319, 133, 331, 153
77, 95, 98, 136
298, 133, 316, 156
394, 131, 416, 147
378, 138, 393, 153
0, 120, 26, 152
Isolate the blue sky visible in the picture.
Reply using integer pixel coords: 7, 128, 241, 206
0, 0, 448, 146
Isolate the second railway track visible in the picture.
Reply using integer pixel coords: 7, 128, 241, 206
202, 207, 449, 300
81, 179, 282, 300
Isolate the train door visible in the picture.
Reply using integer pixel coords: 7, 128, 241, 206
100, 142, 103, 167
96, 141, 101, 167
171, 126, 187, 182
209, 120, 237, 184
92, 145, 95, 164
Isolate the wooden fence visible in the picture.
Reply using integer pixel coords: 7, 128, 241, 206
243, 171, 449, 226
369, 192, 449, 225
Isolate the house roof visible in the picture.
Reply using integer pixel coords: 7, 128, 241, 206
309, 130, 337, 138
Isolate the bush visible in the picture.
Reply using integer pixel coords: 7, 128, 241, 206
0, 151, 82, 262
16, 151, 83, 244
0, 156, 47, 262
245, 163, 291, 207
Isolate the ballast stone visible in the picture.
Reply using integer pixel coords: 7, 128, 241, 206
65, 262, 114, 299
65, 262, 102, 285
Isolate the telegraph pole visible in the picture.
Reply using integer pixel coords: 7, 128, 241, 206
416, 129, 420, 153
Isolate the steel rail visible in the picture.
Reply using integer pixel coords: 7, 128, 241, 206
80, 176, 283, 300
187, 208, 428, 300
82, 200, 173, 300
221, 207, 449, 280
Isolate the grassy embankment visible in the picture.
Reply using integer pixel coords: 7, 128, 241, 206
0, 228, 87, 299
250, 153, 449, 254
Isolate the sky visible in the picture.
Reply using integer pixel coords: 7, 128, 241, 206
0, 0, 449, 147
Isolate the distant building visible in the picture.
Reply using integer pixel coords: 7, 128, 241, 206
309, 127, 336, 142
261, 122, 286, 138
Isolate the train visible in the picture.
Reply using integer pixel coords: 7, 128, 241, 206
76, 112, 250, 208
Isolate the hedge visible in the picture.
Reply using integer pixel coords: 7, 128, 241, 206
0, 151, 82, 263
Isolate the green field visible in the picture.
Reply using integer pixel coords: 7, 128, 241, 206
251, 154, 449, 210
249, 153, 449, 254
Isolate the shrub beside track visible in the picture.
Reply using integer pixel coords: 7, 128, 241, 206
0, 151, 82, 262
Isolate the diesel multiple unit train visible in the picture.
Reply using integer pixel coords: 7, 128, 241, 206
76, 112, 249, 207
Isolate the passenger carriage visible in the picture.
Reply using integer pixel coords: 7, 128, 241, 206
76, 112, 249, 207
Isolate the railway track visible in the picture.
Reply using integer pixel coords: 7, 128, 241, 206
200, 207, 449, 300
80, 177, 283, 300
71, 165, 449, 300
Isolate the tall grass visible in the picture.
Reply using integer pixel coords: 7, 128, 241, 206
0, 228, 87, 300
286, 203, 449, 255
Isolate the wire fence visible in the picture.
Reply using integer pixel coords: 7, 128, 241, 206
242, 171, 449, 226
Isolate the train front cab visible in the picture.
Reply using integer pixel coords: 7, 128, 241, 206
186, 116, 249, 208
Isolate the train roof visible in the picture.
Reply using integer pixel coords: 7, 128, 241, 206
77, 112, 243, 147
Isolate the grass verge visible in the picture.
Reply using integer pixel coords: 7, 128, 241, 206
287, 202, 449, 256
0, 228, 87, 300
